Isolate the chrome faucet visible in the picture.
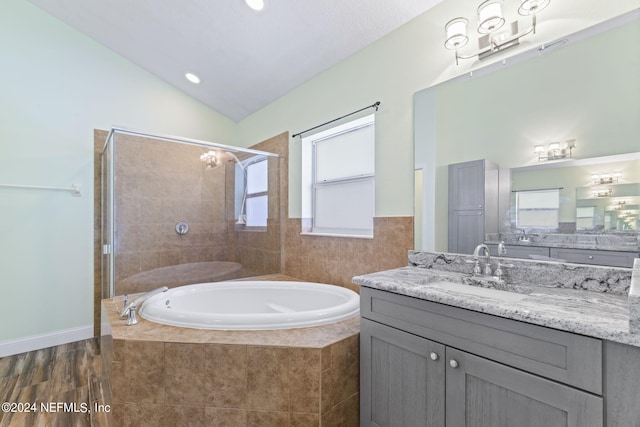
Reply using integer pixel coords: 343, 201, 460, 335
518, 229, 529, 242
120, 286, 169, 326
472, 244, 492, 276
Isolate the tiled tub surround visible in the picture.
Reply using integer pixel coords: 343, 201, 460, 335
284, 217, 414, 293
353, 251, 640, 347
102, 295, 359, 426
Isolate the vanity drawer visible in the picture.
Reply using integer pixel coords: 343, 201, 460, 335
487, 243, 550, 259
549, 248, 638, 268
361, 287, 602, 394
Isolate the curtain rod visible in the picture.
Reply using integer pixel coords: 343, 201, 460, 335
292, 101, 381, 139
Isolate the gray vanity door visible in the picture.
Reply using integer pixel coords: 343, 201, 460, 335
449, 160, 485, 211
448, 159, 499, 254
448, 210, 485, 255
361, 318, 445, 427
445, 347, 603, 427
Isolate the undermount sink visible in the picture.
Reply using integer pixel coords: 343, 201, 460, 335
427, 281, 530, 302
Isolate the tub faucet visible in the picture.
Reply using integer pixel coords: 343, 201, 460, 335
120, 286, 169, 326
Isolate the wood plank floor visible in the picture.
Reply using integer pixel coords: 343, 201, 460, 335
0, 339, 110, 427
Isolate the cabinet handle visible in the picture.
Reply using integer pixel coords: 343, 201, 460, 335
588, 255, 594, 260
478, 205, 482, 208
449, 359, 459, 369
430, 352, 439, 361
478, 212, 483, 215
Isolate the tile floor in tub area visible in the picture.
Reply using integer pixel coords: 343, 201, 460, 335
103, 274, 360, 427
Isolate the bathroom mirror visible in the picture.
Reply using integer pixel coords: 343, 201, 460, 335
414, 11, 640, 256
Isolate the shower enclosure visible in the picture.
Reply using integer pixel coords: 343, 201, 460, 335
101, 128, 282, 298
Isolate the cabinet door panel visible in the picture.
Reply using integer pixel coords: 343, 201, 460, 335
361, 318, 445, 427
448, 211, 484, 255
449, 160, 485, 211
446, 348, 603, 427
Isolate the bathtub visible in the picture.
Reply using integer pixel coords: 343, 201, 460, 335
138, 280, 360, 330
117, 261, 243, 294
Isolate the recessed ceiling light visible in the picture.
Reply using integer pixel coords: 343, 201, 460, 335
245, 0, 264, 11
185, 72, 201, 84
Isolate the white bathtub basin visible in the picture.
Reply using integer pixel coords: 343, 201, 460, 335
138, 280, 360, 330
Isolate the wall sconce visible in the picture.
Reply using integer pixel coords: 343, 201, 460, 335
444, 0, 550, 65
592, 188, 613, 198
592, 173, 621, 185
613, 200, 628, 210
533, 139, 576, 161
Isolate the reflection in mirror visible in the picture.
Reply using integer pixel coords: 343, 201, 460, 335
413, 11, 640, 265
512, 189, 560, 230
510, 155, 640, 234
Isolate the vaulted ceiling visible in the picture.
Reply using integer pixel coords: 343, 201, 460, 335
28, 0, 444, 121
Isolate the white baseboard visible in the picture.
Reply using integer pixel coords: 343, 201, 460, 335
0, 325, 94, 358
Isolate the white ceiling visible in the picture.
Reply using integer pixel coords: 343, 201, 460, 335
28, 0, 445, 122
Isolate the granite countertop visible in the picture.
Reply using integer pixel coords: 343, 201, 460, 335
353, 265, 640, 348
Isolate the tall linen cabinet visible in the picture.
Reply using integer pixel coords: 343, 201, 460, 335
448, 159, 500, 254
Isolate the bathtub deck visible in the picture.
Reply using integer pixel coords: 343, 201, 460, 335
104, 274, 360, 348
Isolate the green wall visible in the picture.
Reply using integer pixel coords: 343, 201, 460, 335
0, 0, 235, 346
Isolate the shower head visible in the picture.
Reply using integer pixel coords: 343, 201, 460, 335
200, 150, 222, 169
200, 150, 246, 170
199, 149, 249, 225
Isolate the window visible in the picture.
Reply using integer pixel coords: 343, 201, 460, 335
576, 206, 596, 230
515, 189, 559, 228
301, 114, 375, 237
239, 156, 268, 227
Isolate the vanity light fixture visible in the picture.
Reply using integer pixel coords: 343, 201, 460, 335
533, 139, 576, 161
592, 172, 621, 185
444, 0, 551, 65
592, 188, 613, 198
185, 72, 201, 84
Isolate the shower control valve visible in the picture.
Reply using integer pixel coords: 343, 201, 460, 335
175, 221, 189, 235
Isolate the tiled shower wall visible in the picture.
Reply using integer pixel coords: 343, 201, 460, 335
112, 133, 229, 294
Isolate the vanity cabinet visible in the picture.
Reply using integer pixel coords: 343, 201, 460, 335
360, 287, 604, 427
549, 247, 638, 268
487, 243, 551, 260
448, 159, 499, 254
486, 243, 639, 267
